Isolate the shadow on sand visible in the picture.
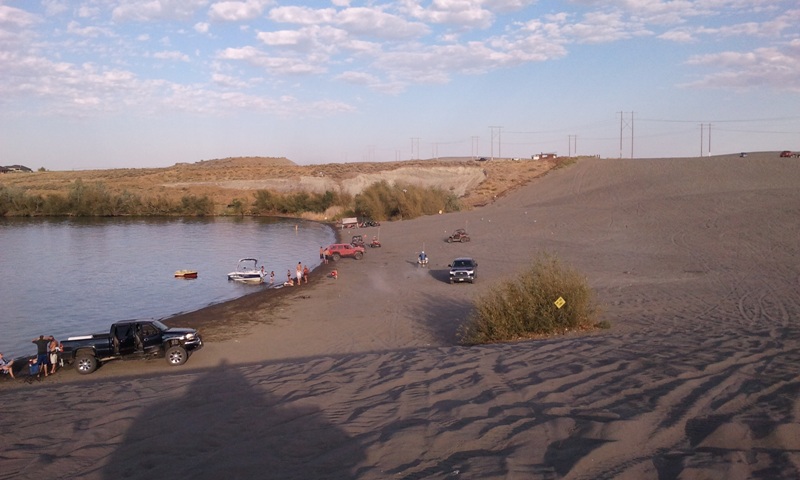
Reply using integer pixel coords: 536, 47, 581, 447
101, 360, 365, 480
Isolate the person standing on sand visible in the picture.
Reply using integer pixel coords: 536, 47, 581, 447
323, 247, 330, 264
48, 336, 60, 374
320, 246, 325, 263
32, 335, 49, 377
296, 262, 303, 286
303, 264, 309, 284
287, 269, 293, 286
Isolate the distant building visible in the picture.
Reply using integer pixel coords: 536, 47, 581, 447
531, 153, 557, 160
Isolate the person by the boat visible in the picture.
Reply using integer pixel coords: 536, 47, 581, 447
296, 262, 303, 286
269, 271, 275, 285
287, 269, 294, 286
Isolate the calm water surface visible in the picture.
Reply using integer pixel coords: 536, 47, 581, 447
0, 217, 335, 357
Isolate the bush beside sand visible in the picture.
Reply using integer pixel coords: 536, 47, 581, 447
459, 253, 602, 344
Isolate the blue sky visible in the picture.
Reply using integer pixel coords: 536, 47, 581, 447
1, 0, 799, 170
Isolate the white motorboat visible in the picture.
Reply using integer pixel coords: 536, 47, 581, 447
227, 258, 265, 284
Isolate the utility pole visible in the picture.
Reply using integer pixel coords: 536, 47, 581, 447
700, 124, 704, 157
489, 126, 502, 160
708, 123, 712, 157
618, 112, 633, 158
568, 135, 577, 157
410, 137, 419, 160
471, 136, 479, 159
630, 111, 634, 159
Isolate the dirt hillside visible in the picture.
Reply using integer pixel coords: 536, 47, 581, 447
0, 156, 560, 212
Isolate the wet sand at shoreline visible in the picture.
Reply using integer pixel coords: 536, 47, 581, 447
3, 153, 800, 479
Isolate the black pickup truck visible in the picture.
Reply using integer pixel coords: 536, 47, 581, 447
61, 319, 203, 374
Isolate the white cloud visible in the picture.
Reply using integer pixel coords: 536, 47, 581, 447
403, 0, 495, 29
559, 10, 652, 44
269, 5, 428, 39
258, 29, 306, 47
42, 0, 69, 17
658, 28, 694, 42
0, 5, 40, 28
208, 0, 271, 22
153, 50, 190, 61
217, 46, 326, 74
77, 5, 101, 19
269, 6, 337, 25
336, 7, 428, 39
195, 22, 210, 33
66, 21, 113, 38
335, 70, 379, 85
212, 72, 250, 88
683, 39, 800, 92
111, 0, 209, 22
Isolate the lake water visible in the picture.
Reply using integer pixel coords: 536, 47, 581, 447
0, 217, 336, 358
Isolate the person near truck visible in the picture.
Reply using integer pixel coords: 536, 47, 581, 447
48, 336, 60, 374
32, 335, 50, 378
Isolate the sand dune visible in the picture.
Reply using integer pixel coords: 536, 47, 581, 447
3, 153, 800, 479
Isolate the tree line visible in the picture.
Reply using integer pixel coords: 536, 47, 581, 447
0, 179, 461, 220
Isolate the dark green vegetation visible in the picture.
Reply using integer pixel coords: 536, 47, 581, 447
0, 179, 461, 219
353, 181, 460, 221
458, 254, 604, 345
0, 180, 216, 216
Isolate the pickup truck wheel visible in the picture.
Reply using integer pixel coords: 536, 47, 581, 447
166, 346, 188, 366
75, 354, 98, 375
447, 237, 453, 243
332, 253, 341, 261
354, 252, 363, 260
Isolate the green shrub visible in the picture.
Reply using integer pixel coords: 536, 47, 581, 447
353, 180, 460, 221
251, 189, 349, 216
458, 253, 602, 345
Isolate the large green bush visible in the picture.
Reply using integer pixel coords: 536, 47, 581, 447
459, 254, 603, 345
353, 180, 460, 221
0, 181, 213, 217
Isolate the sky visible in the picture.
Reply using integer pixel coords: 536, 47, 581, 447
1, 0, 799, 170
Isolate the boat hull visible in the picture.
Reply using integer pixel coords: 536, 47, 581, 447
175, 270, 198, 279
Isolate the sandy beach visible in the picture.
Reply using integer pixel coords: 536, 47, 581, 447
3, 153, 800, 479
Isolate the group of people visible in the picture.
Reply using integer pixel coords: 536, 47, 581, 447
0, 334, 62, 383
281, 262, 310, 287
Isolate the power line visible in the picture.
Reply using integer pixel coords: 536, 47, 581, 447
638, 115, 800, 124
